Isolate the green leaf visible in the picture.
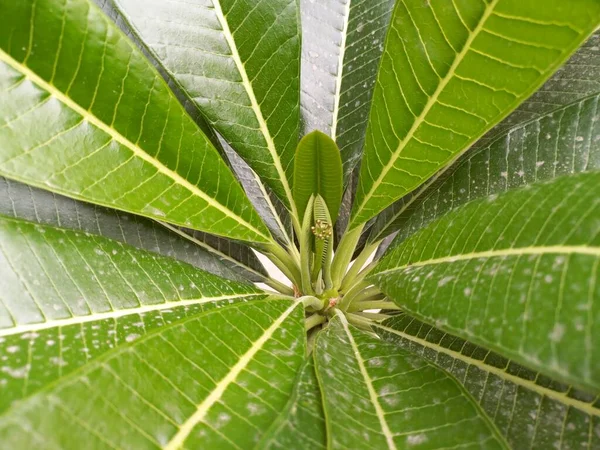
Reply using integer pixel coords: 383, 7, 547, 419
350, 0, 600, 229
372, 171, 600, 393
109, 0, 301, 212
159, 222, 269, 284
224, 143, 294, 248
299, 0, 395, 182
293, 131, 343, 223
0, 298, 305, 448
368, 90, 600, 246
0, 0, 270, 243
313, 312, 507, 449
258, 358, 326, 450
0, 214, 267, 413
374, 314, 600, 448
478, 30, 600, 146
0, 176, 262, 283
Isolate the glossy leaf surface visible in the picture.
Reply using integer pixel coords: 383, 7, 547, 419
368, 88, 600, 246
0, 0, 270, 243
111, 0, 300, 210
259, 358, 326, 450
293, 131, 343, 223
0, 214, 267, 412
351, 0, 600, 228
375, 315, 600, 448
373, 172, 600, 393
314, 313, 506, 449
0, 176, 253, 282
0, 298, 305, 448
299, 0, 395, 182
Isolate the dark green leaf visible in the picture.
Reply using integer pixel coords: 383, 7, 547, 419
0, 214, 267, 412
258, 358, 326, 450
373, 172, 600, 393
0, 0, 270, 243
314, 312, 507, 449
0, 299, 305, 448
0, 176, 258, 282
368, 91, 600, 246
375, 314, 600, 449
109, 0, 301, 211
293, 131, 343, 223
368, 31, 600, 246
351, 0, 600, 228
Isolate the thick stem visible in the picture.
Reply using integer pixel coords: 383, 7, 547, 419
343, 258, 378, 294
261, 241, 302, 288
348, 300, 400, 313
338, 279, 369, 311
340, 240, 380, 292
346, 286, 382, 308
354, 311, 390, 321
345, 313, 373, 331
330, 223, 365, 289
264, 278, 294, 296
299, 197, 316, 295
305, 313, 326, 331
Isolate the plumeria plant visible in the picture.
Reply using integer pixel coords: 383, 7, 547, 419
0, 0, 599, 448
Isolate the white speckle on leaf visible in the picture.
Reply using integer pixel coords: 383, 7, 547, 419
125, 333, 141, 343
548, 323, 565, 343
406, 434, 428, 445
437, 276, 454, 287
6, 346, 19, 354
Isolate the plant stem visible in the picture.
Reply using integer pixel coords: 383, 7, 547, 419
300, 295, 325, 311
347, 285, 381, 306
299, 196, 316, 295
345, 313, 373, 331
354, 311, 390, 321
340, 240, 379, 292
265, 278, 294, 296
330, 223, 365, 289
338, 279, 369, 311
343, 258, 378, 294
348, 300, 400, 313
261, 241, 302, 288
305, 313, 326, 331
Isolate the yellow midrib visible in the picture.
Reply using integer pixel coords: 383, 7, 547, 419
212, 1, 297, 216
375, 245, 600, 275
374, 323, 600, 417
352, 0, 500, 222
0, 49, 270, 242
337, 311, 397, 449
0, 293, 262, 338
164, 301, 301, 449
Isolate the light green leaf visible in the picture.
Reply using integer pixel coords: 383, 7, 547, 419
110, 0, 301, 211
314, 312, 507, 449
299, 0, 395, 182
368, 89, 600, 246
0, 214, 266, 412
478, 30, 600, 146
372, 171, 600, 393
375, 314, 600, 449
0, 0, 270, 243
0, 298, 305, 449
258, 358, 326, 450
0, 176, 256, 282
293, 131, 343, 223
350, 0, 600, 228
